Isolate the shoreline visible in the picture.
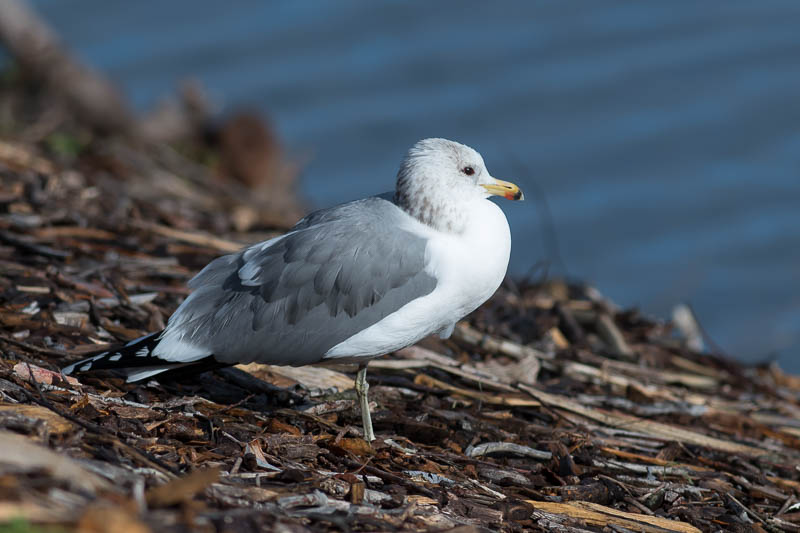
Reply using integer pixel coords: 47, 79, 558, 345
1, 128, 799, 531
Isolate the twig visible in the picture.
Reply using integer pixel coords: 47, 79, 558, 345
596, 314, 635, 360
0, 334, 69, 358
465, 442, 552, 461
0, 230, 71, 259
453, 322, 553, 360
131, 220, 247, 253
726, 493, 767, 525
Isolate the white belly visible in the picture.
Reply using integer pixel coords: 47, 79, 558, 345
324, 199, 511, 359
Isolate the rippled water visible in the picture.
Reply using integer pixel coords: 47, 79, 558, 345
32, 0, 800, 369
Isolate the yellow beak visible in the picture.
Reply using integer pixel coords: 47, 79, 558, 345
482, 179, 524, 201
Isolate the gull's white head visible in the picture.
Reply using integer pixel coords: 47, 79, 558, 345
395, 138, 523, 232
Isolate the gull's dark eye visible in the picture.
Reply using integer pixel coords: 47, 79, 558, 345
463, 166, 475, 176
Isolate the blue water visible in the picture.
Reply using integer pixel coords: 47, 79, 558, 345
30, 0, 800, 370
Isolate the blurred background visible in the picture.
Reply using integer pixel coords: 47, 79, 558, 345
15, 0, 800, 369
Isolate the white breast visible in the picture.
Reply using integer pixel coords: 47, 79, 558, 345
324, 199, 511, 359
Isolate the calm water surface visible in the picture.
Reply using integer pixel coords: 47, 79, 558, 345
32, 0, 800, 369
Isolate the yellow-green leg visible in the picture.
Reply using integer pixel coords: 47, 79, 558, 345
355, 363, 375, 442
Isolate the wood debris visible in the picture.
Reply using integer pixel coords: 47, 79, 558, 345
1, 67, 800, 533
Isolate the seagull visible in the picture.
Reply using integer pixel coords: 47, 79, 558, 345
62, 138, 523, 441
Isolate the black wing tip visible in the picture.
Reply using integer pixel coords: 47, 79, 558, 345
62, 332, 163, 375
61, 352, 109, 375
62, 332, 223, 385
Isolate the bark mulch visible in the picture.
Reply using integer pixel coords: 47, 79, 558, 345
2, 137, 800, 533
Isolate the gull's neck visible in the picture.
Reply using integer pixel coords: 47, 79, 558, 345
394, 185, 470, 234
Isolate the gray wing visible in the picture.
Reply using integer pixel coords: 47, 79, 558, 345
163, 195, 437, 365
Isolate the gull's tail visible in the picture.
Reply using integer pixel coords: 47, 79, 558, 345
62, 332, 222, 383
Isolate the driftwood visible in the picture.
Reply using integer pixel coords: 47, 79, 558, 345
0, 0, 305, 230
0, 0, 134, 134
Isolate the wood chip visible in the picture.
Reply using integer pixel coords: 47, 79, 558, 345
527, 500, 702, 533
0, 431, 111, 494
145, 467, 220, 507
0, 403, 74, 435
13, 362, 80, 386
239, 363, 355, 391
